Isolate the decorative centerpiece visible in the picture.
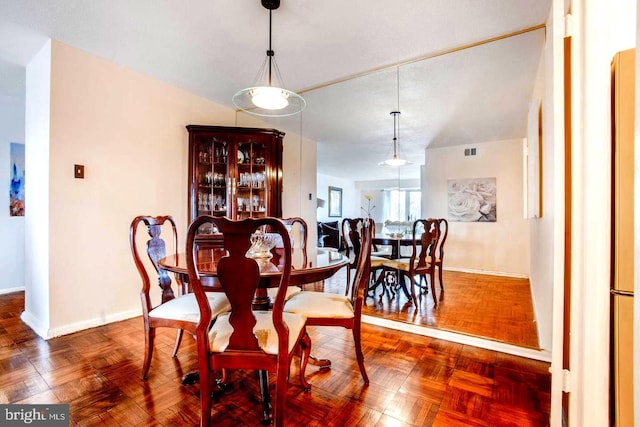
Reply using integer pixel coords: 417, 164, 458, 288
246, 230, 279, 271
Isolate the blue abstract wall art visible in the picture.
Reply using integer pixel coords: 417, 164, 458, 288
9, 143, 25, 216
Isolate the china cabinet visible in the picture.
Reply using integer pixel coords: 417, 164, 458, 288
187, 125, 284, 235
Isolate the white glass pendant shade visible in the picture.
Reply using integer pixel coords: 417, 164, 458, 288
381, 156, 408, 167
250, 86, 289, 110
233, 86, 305, 117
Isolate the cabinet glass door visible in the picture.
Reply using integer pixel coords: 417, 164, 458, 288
235, 139, 270, 219
195, 136, 229, 234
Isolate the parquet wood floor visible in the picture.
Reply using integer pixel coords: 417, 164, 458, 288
0, 291, 550, 426
314, 269, 539, 348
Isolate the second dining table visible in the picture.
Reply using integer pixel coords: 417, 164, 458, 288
372, 233, 416, 259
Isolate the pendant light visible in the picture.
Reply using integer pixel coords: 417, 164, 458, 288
233, 0, 306, 117
380, 111, 408, 166
380, 67, 409, 166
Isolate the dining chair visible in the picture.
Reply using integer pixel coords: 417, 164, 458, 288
428, 217, 449, 291
186, 216, 311, 427
284, 217, 373, 384
381, 219, 440, 305
341, 218, 386, 296
265, 217, 307, 301
129, 215, 231, 380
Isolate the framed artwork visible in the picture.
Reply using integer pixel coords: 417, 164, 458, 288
447, 177, 497, 222
9, 142, 25, 217
328, 186, 342, 217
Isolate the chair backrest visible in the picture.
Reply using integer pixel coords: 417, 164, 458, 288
348, 218, 373, 308
282, 217, 308, 267
430, 218, 448, 262
341, 218, 365, 267
186, 216, 292, 353
409, 219, 439, 271
129, 215, 179, 314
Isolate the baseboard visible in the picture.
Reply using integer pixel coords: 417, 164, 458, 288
22, 308, 141, 340
444, 266, 529, 279
20, 310, 49, 339
0, 286, 25, 295
362, 315, 551, 362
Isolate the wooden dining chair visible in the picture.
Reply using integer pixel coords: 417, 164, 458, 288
186, 216, 311, 427
341, 217, 386, 295
284, 217, 373, 384
428, 217, 449, 291
266, 217, 307, 302
129, 215, 231, 380
381, 219, 440, 305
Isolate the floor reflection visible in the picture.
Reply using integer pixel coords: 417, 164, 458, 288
313, 268, 539, 349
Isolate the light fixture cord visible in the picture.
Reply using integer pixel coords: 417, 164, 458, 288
393, 113, 398, 158
267, 9, 273, 86
395, 67, 400, 158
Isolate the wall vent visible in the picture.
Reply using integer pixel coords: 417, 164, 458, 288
464, 147, 477, 156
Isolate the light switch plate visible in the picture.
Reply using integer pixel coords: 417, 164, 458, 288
74, 164, 85, 179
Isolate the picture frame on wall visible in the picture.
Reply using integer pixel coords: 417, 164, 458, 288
9, 142, 25, 217
328, 186, 342, 217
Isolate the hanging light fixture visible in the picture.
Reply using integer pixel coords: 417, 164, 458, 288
380, 67, 409, 166
380, 111, 408, 166
233, 0, 306, 117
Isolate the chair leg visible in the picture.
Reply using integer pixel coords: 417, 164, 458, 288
273, 362, 289, 427
199, 362, 212, 427
298, 331, 312, 391
366, 268, 383, 299
438, 265, 444, 290
410, 275, 419, 307
171, 329, 184, 357
142, 326, 155, 380
352, 324, 369, 384
430, 269, 438, 305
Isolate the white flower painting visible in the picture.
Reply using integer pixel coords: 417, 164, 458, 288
447, 178, 497, 222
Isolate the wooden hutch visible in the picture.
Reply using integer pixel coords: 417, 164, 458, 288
187, 125, 284, 236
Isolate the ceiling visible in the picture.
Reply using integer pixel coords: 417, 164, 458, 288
0, 0, 551, 182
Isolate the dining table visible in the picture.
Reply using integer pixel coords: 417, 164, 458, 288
370, 233, 419, 301
159, 246, 349, 309
159, 244, 347, 424
158, 245, 349, 380
372, 233, 416, 259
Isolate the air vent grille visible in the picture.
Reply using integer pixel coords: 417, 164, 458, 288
464, 148, 477, 156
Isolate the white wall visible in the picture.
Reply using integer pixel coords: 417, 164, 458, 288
0, 92, 25, 293
528, 24, 556, 352
423, 139, 530, 276
316, 173, 359, 222
23, 41, 51, 336
22, 40, 317, 338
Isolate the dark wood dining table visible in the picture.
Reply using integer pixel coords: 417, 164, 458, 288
158, 246, 349, 368
158, 246, 349, 422
159, 246, 349, 308
372, 233, 416, 259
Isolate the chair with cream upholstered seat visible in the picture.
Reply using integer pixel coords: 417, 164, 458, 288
284, 217, 373, 384
129, 215, 231, 380
341, 217, 387, 296
381, 218, 439, 305
186, 216, 311, 427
